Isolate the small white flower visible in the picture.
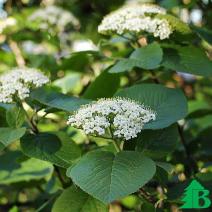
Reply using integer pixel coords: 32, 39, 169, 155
0, 68, 49, 103
67, 98, 156, 141
98, 4, 172, 40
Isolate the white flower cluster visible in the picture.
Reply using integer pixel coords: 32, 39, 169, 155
0, 17, 16, 33
98, 4, 172, 40
0, 68, 49, 103
29, 5, 80, 33
67, 98, 156, 141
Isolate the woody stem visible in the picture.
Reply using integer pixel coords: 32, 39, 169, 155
8, 39, 25, 68
18, 101, 39, 134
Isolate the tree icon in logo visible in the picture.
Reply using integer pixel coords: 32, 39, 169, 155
181, 179, 211, 209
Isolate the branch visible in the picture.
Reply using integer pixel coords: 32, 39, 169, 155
150, 71, 160, 84
19, 102, 39, 134
177, 124, 198, 175
8, 39, 25, 68
54, 165, 69, 188
139, 188, 157, 205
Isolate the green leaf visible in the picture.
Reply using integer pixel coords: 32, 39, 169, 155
0, 143, 5, 151
156, 162, 174, 174
154, 166, 168, 185
0, 103, 15, 127
0, 151, 53, 185
67, 151, 156, 203
192, 115, 212, 132
136, 125, 179, 159
0, 106, 7, 127
0, 128, 26, 150
53, 72, 82, 94
30, 87, 90, 112
115, 84, 187, 129
160, 0, 179, 9
83, 70, 120, 100
6, 106, 25, 128
191, 127, 212, 157
27, 54, 58, 72
193, 27, 212, 44
20, 132, 81, 168
72, 50, 101, 55
52, 186, 108, 212
140, 200, 155, 212
109, 59, 137, 74
0, 103, 14, 110
109, 43, 163, 73
59, 54, 89, 71
162, 46, 212, 77
0, 51, 16, 67
187, 100, 212, 119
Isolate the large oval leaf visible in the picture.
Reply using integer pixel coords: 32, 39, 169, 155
162, 46, 212, 77
52, 186, 108, 212
0, 143, 5, 151
0, 107, 6, 127
83, 70, 120, 100
136, 125, 179, 159
67, 151, 156, 203
6, 105, 25, 128
0, 103, 16, 127
187, 100, 212, 119
30, 87, 90, 112
0, 151, 53, 185
20, 132, 81, 168
53, 72, 82, 94
109, 43, 163, 73
193, 27, 212, 45
115, 84, 187, 129
0, 127, 26, 150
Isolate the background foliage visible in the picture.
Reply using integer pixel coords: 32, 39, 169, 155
0, 0, 212, 211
